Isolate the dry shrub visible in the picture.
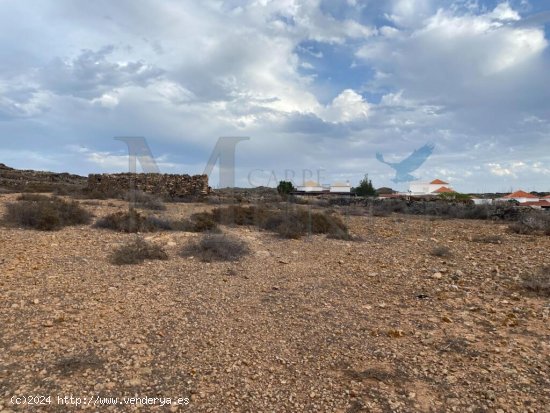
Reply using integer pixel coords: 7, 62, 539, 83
95, 209, 168, 233
472, 235, 503, 244
126, 190, 166, 211
186, 212, 220, 232
211, 205, 271, 227
431, 245, 452, 257
209, 205, 350, 239
4, 195, 91, 231
111, 237, 168, 265
508, 213, 550, 236
508, 222, 533, 235
180, 233, 250, 262
522, 266, 550, 297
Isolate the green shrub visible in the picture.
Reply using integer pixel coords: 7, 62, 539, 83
111, 237, 168, 265
277, 180, 295, 196
353, 175, 376, 197
180, 233, 250, 262
4, 196, 92, 231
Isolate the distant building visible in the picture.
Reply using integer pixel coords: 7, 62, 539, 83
500, 190, 539, 203
296, 180, 324, 193
519, 200, 550, 210
329, 181, 351, 193
295, 180, 351, 195
471, 198, 494, 205
408, 179, 454, 196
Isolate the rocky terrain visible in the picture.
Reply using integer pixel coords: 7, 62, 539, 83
87, 173, 210, 199
0, 164, 86, 193
0, 194, 548, 412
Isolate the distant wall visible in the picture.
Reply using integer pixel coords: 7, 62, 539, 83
87, 173, 210, 198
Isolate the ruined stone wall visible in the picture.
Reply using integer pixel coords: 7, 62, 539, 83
87, 173, 210, 198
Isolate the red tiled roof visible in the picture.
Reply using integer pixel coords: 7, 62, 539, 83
433, 186, 454, 193
519, 200, 550, 207
430, 179, 448, 185
543, 195, 550, 199
502, 190, 538, 199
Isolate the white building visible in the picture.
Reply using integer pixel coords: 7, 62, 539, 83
500, 190, 539, 203
471, 198, 494, 205
408, 179, 454, 196
296, 180, 324, 192
329, 181, 351, 193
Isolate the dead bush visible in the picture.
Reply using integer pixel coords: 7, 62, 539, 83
4, 196, 92, 231
211, 205, 272, 227
126, 190, 166, 211
508, 222, 532, 235
169, 212, 221, 233
522, 266, 550, 297
111, 237, 168, 265
94, 209, 168, 233
187, 212, 220, 232
209, 205, 350, 239
508, 213, 550, 235
472, 235, 503, 244
180, 233, 250, 262
431, 245, 452, 257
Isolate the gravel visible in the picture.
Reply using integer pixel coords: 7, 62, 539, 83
0, 195, 549, 412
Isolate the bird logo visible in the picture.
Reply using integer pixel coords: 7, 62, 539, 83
376, 143, 435, 183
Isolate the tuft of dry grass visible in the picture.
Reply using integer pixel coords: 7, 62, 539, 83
522, 266, 550, 297
180, 233, 250, 262
472, 234, 503, 244
4, 195, 91, 231
110, 237, 168, 265
430, 245, 452, 258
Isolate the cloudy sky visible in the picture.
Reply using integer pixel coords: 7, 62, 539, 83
0, 0, 549, 192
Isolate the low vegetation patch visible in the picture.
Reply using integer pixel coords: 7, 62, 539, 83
508, 214, 550, 236
111, 237, 168, 265
210, 205, 350, 239
94, 209, 169, 233
431, 245, 452, 257
522, 266, 550, 297
471, 234, 503, 244
126, 190, 166, 211
168, 212, 221, 233
180, 233, 250, 262
4, 195, 91, 231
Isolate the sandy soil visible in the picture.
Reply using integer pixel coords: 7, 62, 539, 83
0, 194, 548, 412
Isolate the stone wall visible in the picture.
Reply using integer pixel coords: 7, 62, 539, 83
87, 173, 210, 198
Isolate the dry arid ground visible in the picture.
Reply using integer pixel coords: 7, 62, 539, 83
0, 194, 549, 412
